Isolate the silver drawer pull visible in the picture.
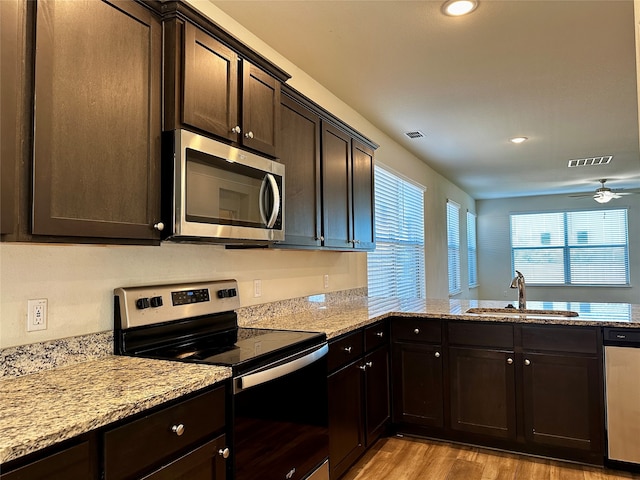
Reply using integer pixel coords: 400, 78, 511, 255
376, 332, 384, 338
343, 346, 352, 353
507, 358, 513, 365
171, 424, 185, 436
366, 361, 373, 368
218, 447, 230, 459
414, 328, 420, 334
524, 359, 531, 366
435, 352, 441, 358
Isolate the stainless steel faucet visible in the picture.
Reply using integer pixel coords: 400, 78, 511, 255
509, 270, 526, 310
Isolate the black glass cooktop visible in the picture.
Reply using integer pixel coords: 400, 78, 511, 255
156, 328, 325, 373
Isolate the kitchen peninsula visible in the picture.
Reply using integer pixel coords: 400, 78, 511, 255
1, 293, 638, 477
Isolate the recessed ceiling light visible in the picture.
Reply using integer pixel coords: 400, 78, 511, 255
509, 137, 528, 144
442, 0, 478, 16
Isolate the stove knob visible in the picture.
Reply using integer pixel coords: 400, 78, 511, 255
150, 296, 163, 308
217, 289, 229, 299
136, 297, 150, 309
228, 288, 237, 298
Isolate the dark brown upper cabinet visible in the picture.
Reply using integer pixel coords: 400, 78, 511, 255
351, 139, 375, 250
31, 0, 163, 241
0, 0, 25, 236
169, 20, 281, 158
278, 95, 322, 247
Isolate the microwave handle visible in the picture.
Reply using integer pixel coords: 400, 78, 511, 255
259, 174, 281, 228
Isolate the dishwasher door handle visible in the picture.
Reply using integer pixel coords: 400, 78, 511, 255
235, 344, 328, 393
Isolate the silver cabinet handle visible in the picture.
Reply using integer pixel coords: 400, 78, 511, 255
435, 352, 441, 358
376, 332, 384, 338
359, 364, 367, 371
315, 236, 325, 241
153, 222, 164, 231
244, 131, 254, 139
366, 361, 373, 368
524, 359, 531, 366
414, 328, 420, 334
343, 346, 352, 353
171, 424, 185, 436
507, 358, 513, 365
231, 126, 241, 134
218, 447, 230, 459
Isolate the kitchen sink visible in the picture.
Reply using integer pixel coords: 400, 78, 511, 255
465, 307, 579, 317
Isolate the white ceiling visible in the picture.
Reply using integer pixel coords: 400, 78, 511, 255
213, 0, 640, 199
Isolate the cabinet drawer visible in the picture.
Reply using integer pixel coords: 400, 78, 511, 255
0, 441, 92, 480
103, 386, 225, 480
364, 321, 388, 351
448, 322, 514, 348
522, 326, 599, 354
391, 318, 441, 344
328, 330, 364, 373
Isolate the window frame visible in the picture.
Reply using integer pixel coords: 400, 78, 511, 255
467, 210, 478, 289
367, 164, 426, 299
509, 207, 630, 287
447, 199, 461, 296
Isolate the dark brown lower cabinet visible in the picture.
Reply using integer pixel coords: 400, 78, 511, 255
364, 346, 391, 446
328, 360, 365, 480
392, 342, 443, 428
448, 346, 517, 440
0, 441, 93, 480
391, 320, 605, 466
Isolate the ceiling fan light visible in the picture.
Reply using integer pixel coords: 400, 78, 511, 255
594, 193, 612, 203
442, 0, 478, 16
509, 136, 528, 144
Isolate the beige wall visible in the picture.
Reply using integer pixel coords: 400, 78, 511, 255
0, 1, 474, 349
476, 193, 640, 304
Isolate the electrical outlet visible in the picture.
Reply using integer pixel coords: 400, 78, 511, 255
27, 299, 48, 331
324, 274, 329, 289
254, 279, 262, 298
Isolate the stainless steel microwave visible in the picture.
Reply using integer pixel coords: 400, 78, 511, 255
163, 130, 285, 243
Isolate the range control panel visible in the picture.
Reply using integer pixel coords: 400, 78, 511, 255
115, 279, 240, 329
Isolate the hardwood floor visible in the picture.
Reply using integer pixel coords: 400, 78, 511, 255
341, 437, 640, 480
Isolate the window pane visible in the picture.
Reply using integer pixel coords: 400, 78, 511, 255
513, 248, 565, 284
467, 212, 478, 288
569, 247, 628, 285
368, 166, 425, 299
511, 212, 564, 247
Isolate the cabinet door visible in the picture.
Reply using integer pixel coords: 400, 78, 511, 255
140, 435, 227, 480
449, 347, 517, 440
364, 346, 390, 446
392, 342, 443, 428
328, 361, 365, 480
242, 62, 280, 157
0, 441, 93, 480
0, 0, 23, 235
322, 123, 352, 249
32, 0, 162, 240
351, 140, 375, 250
183, 22, 238, 143
278, 96, 322, 247
522, 352, 603, 454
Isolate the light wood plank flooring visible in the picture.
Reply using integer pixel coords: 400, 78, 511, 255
341, 437, 640, 480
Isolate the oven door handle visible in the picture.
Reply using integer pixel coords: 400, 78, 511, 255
235, 343, 328, 393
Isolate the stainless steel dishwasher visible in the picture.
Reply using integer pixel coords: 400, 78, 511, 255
604, 328, 640, 466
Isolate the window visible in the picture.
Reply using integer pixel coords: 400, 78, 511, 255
510, 208, 629, 286
367, 166, 425, 299
447, 200, 461, 295
467, 211, 478, 288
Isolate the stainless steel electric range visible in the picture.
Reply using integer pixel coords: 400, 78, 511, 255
114, 279, 329, 480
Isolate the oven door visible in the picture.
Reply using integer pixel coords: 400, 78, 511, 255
233, 343, 329, 480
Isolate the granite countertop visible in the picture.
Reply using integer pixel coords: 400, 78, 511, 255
0, 356, 231, 464
240, 296, 640, 338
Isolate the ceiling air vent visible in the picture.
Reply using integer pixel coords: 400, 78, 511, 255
567, 155, 613, 168
404, 130, 426, 139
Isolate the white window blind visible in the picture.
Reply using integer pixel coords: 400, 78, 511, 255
467, 211, 478, 288
510, 208, 629, 286
367, 166, 425, 299
447, 200, 461, 295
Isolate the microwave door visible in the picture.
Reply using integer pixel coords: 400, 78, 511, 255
259, 174, 281, 228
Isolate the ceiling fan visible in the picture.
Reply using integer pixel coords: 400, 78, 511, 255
570, 179, 635, 204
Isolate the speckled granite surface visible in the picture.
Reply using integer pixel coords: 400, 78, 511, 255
1, 331, 113, 379
0, 356, 230, 464
242, 296, 640, 338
